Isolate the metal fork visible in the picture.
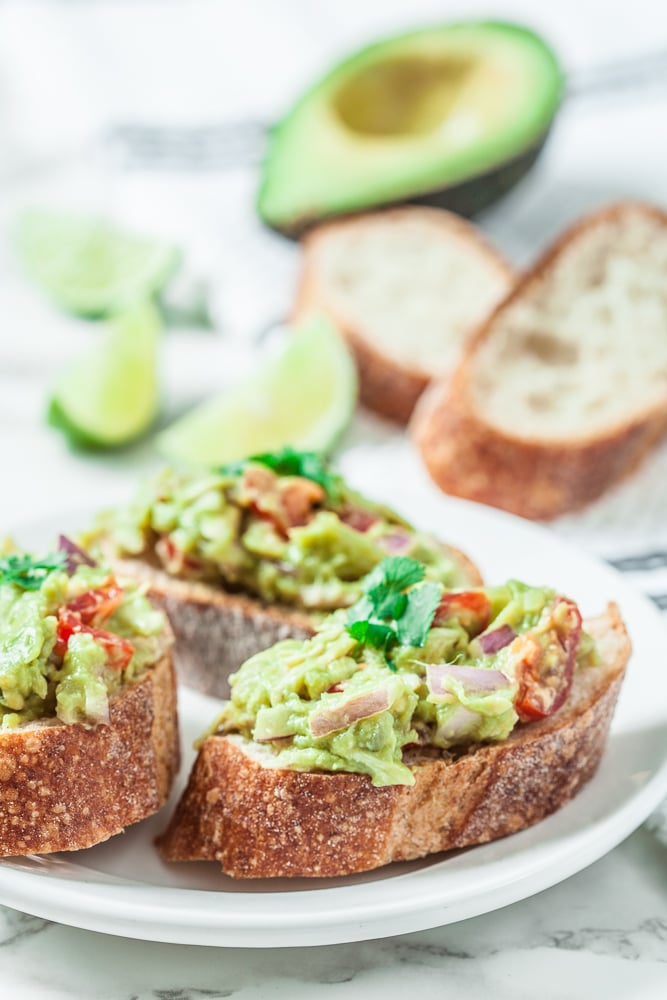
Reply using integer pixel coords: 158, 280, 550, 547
106, 49, 667, 171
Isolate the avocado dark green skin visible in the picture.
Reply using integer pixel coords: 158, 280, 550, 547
269, 129, 552, 240
410, 129, 552, 219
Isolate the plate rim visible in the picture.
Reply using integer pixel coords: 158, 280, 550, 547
1, 489, 666, 946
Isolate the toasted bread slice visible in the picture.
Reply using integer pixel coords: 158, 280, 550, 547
293, 207, 514, 423
107, 543, 481, 700
157, 605, 629, 878
0, 635, 179, 857
412, 202, 667, 519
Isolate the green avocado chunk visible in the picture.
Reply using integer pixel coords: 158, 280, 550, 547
206, 573, 596, 788
0, 557, 165, 729
258, 20, 563, 234
103, 454, 473, 610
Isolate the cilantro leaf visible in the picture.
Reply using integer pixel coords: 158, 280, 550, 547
346, 555, 441, 653
395, 582, 442, 647
220, 447, 342, 502
362, 556, 425, 595
0, 551, 68, 591
370, 588, 407, 622
347, 620, 396, 651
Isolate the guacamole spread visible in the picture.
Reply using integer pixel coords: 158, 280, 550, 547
104, 449, 472, 610
207, 558, 597, 787
0, 543, 165, 729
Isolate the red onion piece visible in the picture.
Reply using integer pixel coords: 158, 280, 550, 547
436, 704, 481, 742
478, 624, 516, 655
427, 663, 511, 698
379, 531, 412, 554
310, 688, 391, 738
58, 534, 96, 573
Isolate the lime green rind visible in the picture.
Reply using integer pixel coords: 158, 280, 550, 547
17, 210, 181, 317
156, 316, 358, 467
258, 20, 563, 231
48, 303, 162, 449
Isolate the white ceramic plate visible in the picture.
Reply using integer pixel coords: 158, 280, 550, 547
1, 448, 666, 948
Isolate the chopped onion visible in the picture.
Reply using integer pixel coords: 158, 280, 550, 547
426, 663, 511, 698
478, 624, 516, 655
58, 534, 96, 573
436, 705, 481, 743
310, 688, 391, 738
379, 532, 411, 554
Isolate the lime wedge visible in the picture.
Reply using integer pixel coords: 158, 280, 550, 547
48, 303, 161, 448
17, 210, 180, 317
157, 316, 358, 466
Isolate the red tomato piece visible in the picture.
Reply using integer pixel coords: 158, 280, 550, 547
64, 582, 124, 625
434, 591, 492, 637
339, 506, 379, 533
55, 609, 134, 670
279, 478, 325, 528
513, 598, 582, 721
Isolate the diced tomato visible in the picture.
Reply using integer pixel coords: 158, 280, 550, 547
434, 591, 492, 637
55, 609, 134, 671
279, 478, 325, 528
155, 536, 205, 575
513, 598, 582, 721
339, 506, 379, 533
64, 581, 124, 625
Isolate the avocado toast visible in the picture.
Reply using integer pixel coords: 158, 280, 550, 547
0, 541, 179, 856
97, 450, 481, 697
158, 558, 630, 878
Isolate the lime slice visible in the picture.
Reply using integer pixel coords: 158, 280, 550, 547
17, 210, 180, 317
48, 303, 161, 448
156, 316, 358, 466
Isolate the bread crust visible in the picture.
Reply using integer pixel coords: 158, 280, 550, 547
293, 207, 514, 424
412, 201, 667, 519
157, 605, 629, 878
110, 545, 482, 700
0, 640, 179, 856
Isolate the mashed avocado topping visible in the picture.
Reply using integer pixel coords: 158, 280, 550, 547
207, 558, 597, 787
103, 449, 471, 610
0, 544, 165, 729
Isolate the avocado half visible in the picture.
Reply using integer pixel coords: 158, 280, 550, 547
258, 21, 564, 236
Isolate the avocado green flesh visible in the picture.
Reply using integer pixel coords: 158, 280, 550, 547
105, 465, 473, 611
0, 565, 165, 729
208, 580, 593, 787
258, 21, 563, 233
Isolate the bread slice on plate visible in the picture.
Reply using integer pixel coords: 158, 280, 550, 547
293, 207, 514, 423
157, 579, 630, 879
99, 455, 481, 698
412, 201, 667, 520
0, 550, 179, 856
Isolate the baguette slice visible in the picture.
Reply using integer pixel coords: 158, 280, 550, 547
293, 207, 514, 423
412, 202, 667, 520
157, 605, 629, 879
0, 634, 179, 857
107, 543, 481, 700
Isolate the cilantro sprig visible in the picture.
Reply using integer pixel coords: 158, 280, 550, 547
346, 556, 442, 657
221, 447, 343, 502
0, 551, 68, 591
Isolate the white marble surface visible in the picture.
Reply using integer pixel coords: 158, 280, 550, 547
1, 0, 667, 995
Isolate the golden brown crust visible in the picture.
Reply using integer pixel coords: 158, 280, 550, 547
157, 605, 630, 878
293, 207, 514, 424
110, 544, 482, 700
0, 643, 179, 857
412, 201, 667, 520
